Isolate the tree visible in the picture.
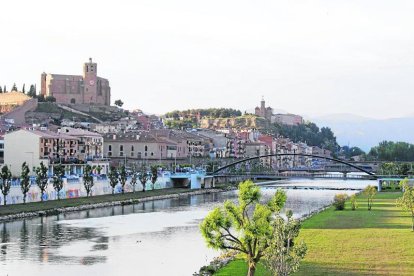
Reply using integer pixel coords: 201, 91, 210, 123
363, 185, 377, 210
118, 165, 127, 194
139, 165, 149, 192
263, 210, 307, 276
3, 86, 6, 93
52, 164, 65, 200
0, 165, 12, 206
130, 165, 138, 193
20, 162, 31, 204
108, 166, 118, 195
45, 96, 56, 102
28, 84, 36, 98
397, 178, 414, 231
95, 165, 102, 175
22, 83, 25, 93
114, 99, 124, 107
11, 83, 18, 92
35, 162, 49, 202
150, 165, 158, 190
200, 180, 287, 276
0, 86, 2, 93
83, 164, 94, 197
350, 194, 358, 211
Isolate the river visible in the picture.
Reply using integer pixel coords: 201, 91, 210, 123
0, 178, 376, 276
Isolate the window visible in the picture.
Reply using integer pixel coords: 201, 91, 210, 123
120, 145, 124, 151
131, 145, 134, 152
108, 152, 112, 157
145, 152, 147, 157
108, 145, 112, 151
151, 152, 154, 156
145, 145, 148, 152
120, 152, 124, 157
131, 152, 134, 157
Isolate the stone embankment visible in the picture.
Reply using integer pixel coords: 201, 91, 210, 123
0, 188, 223, 223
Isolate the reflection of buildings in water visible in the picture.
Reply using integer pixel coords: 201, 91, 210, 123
1, 215, 110, 266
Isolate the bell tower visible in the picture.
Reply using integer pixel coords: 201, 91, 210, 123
83, 58, 98, 103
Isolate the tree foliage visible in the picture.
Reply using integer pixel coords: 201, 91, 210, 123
333, 193, 348, 210
118, 165, 127, 194
130, 165, 138, 193
397, 178, 414, 231
108, 166, 118, 195
0, 165, 12, 206
35, 162, 49, 202
363, 185, 377, 211
83, 164, 94, 197
200, 180, 288, 276
368, 141, 414, 161
165, 108, 242, 119
52, 164, 65, 200
139, 165, 149, 192
263, 210, 307, 276
269, 122, 339, 153
20, 162, 31, 204
114, 99, 124, 107
150, 165, 158, 189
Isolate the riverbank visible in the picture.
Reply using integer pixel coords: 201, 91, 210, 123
213, 191, 414, 275
0, 187, 226, 222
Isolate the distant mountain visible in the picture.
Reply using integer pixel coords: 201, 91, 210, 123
311, 114, 414, 151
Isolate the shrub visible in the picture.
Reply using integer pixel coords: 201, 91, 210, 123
333, 193, 348, 210
350, 194, 358, 210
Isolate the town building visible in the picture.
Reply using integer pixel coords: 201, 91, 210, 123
40, 58, 111, 105
58, 127, 104, 161
4, 129, 79, 175
4, 128, 108, 176
272, 113, 304, 126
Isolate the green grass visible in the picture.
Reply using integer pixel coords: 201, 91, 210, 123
215, 192, 414, 276
295, 192, 414, 276
0, 188, 200, 216
214, 259, 271, 276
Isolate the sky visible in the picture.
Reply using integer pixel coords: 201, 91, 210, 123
1, 0, 414, 119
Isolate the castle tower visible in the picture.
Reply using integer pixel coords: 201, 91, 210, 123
260, 96, 265, 112
83, 58, 98, 103
40, 72, 47, 96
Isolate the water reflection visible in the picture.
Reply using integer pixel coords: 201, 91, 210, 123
0, 179, 376, 276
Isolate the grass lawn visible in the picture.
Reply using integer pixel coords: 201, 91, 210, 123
214, 259, 271, 276
0, 188, 197, 216
295, 192, 414, 276
214, 192, 414, 276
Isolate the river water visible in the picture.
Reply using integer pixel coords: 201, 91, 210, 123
0, 179, 376, 276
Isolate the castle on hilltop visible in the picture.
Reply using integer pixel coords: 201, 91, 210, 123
255, 97, 273, 121
40, 58, 111, 106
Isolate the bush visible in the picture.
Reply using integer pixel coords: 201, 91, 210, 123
350, 194, 358, 210
333, 193, 348, 210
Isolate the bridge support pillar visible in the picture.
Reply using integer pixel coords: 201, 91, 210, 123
190, 173, 201, 189
378, 180, 382, 192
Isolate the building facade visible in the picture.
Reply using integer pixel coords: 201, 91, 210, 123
41, 58, 111, 105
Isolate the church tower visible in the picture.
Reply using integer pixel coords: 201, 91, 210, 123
83, 58, 98, 103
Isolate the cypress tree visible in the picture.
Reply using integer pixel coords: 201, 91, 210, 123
11, 83, 18, 92
22, 83, 25, 93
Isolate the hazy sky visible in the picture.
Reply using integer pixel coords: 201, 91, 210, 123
1, 0, 414, 119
